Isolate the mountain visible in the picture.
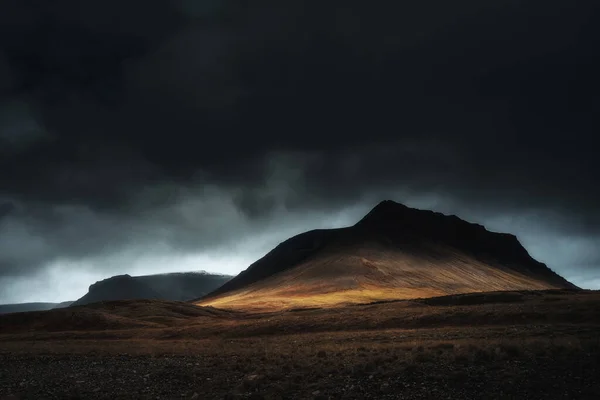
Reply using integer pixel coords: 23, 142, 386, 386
0, 303, 64, 315
72, 272, 231, 306
71, 274, 162, 306
197, 200, 577, 311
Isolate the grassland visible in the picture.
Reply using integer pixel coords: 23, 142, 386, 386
1, 290, 599, 399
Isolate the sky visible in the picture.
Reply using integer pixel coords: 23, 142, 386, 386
0, 1, 598, 303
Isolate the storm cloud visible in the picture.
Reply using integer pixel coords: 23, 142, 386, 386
0, 0, 598, 302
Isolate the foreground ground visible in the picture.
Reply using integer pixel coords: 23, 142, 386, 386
1, 290, 599, 399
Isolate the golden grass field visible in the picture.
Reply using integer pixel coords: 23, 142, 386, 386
197, 247, 567, 311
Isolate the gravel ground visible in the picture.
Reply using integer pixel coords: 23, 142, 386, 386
1, 349, 599, 400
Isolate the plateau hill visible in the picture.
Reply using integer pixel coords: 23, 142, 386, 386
72, 272, 231, 306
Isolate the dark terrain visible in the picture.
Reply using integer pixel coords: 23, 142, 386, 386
1, 290, 599, 399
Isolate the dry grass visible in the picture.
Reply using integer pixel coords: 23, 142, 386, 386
1, 289, 598, 342
2, 326, 599, 399
198, 286, 446, 311
1, 290, 599, 399
197, 249, 567, 311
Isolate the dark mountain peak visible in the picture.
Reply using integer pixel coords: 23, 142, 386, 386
88, 274, 133, 291
356, 200, 540, 266
353, 201, 577, 288
357, 199, 486, 231
356, 200, 412, 224
357, 200, 426, 225
358, 200, 512, 243
366, 199, 409, 213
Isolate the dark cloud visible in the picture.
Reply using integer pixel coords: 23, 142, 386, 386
0, 1, 599, 299
0, 201, 15, 219
0, 51, 14, 94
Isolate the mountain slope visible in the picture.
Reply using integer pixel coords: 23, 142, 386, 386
197, 201, 577, 310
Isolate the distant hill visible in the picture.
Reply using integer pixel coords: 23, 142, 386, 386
197, 200, 577, 311
0, 299, 237, 334
71, 275, 162, 306
0, 302, 69, 315
0, 303, 57, 315
72, 272, 231, 306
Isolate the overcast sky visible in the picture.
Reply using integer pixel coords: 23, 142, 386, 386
1, 1, 598, 303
